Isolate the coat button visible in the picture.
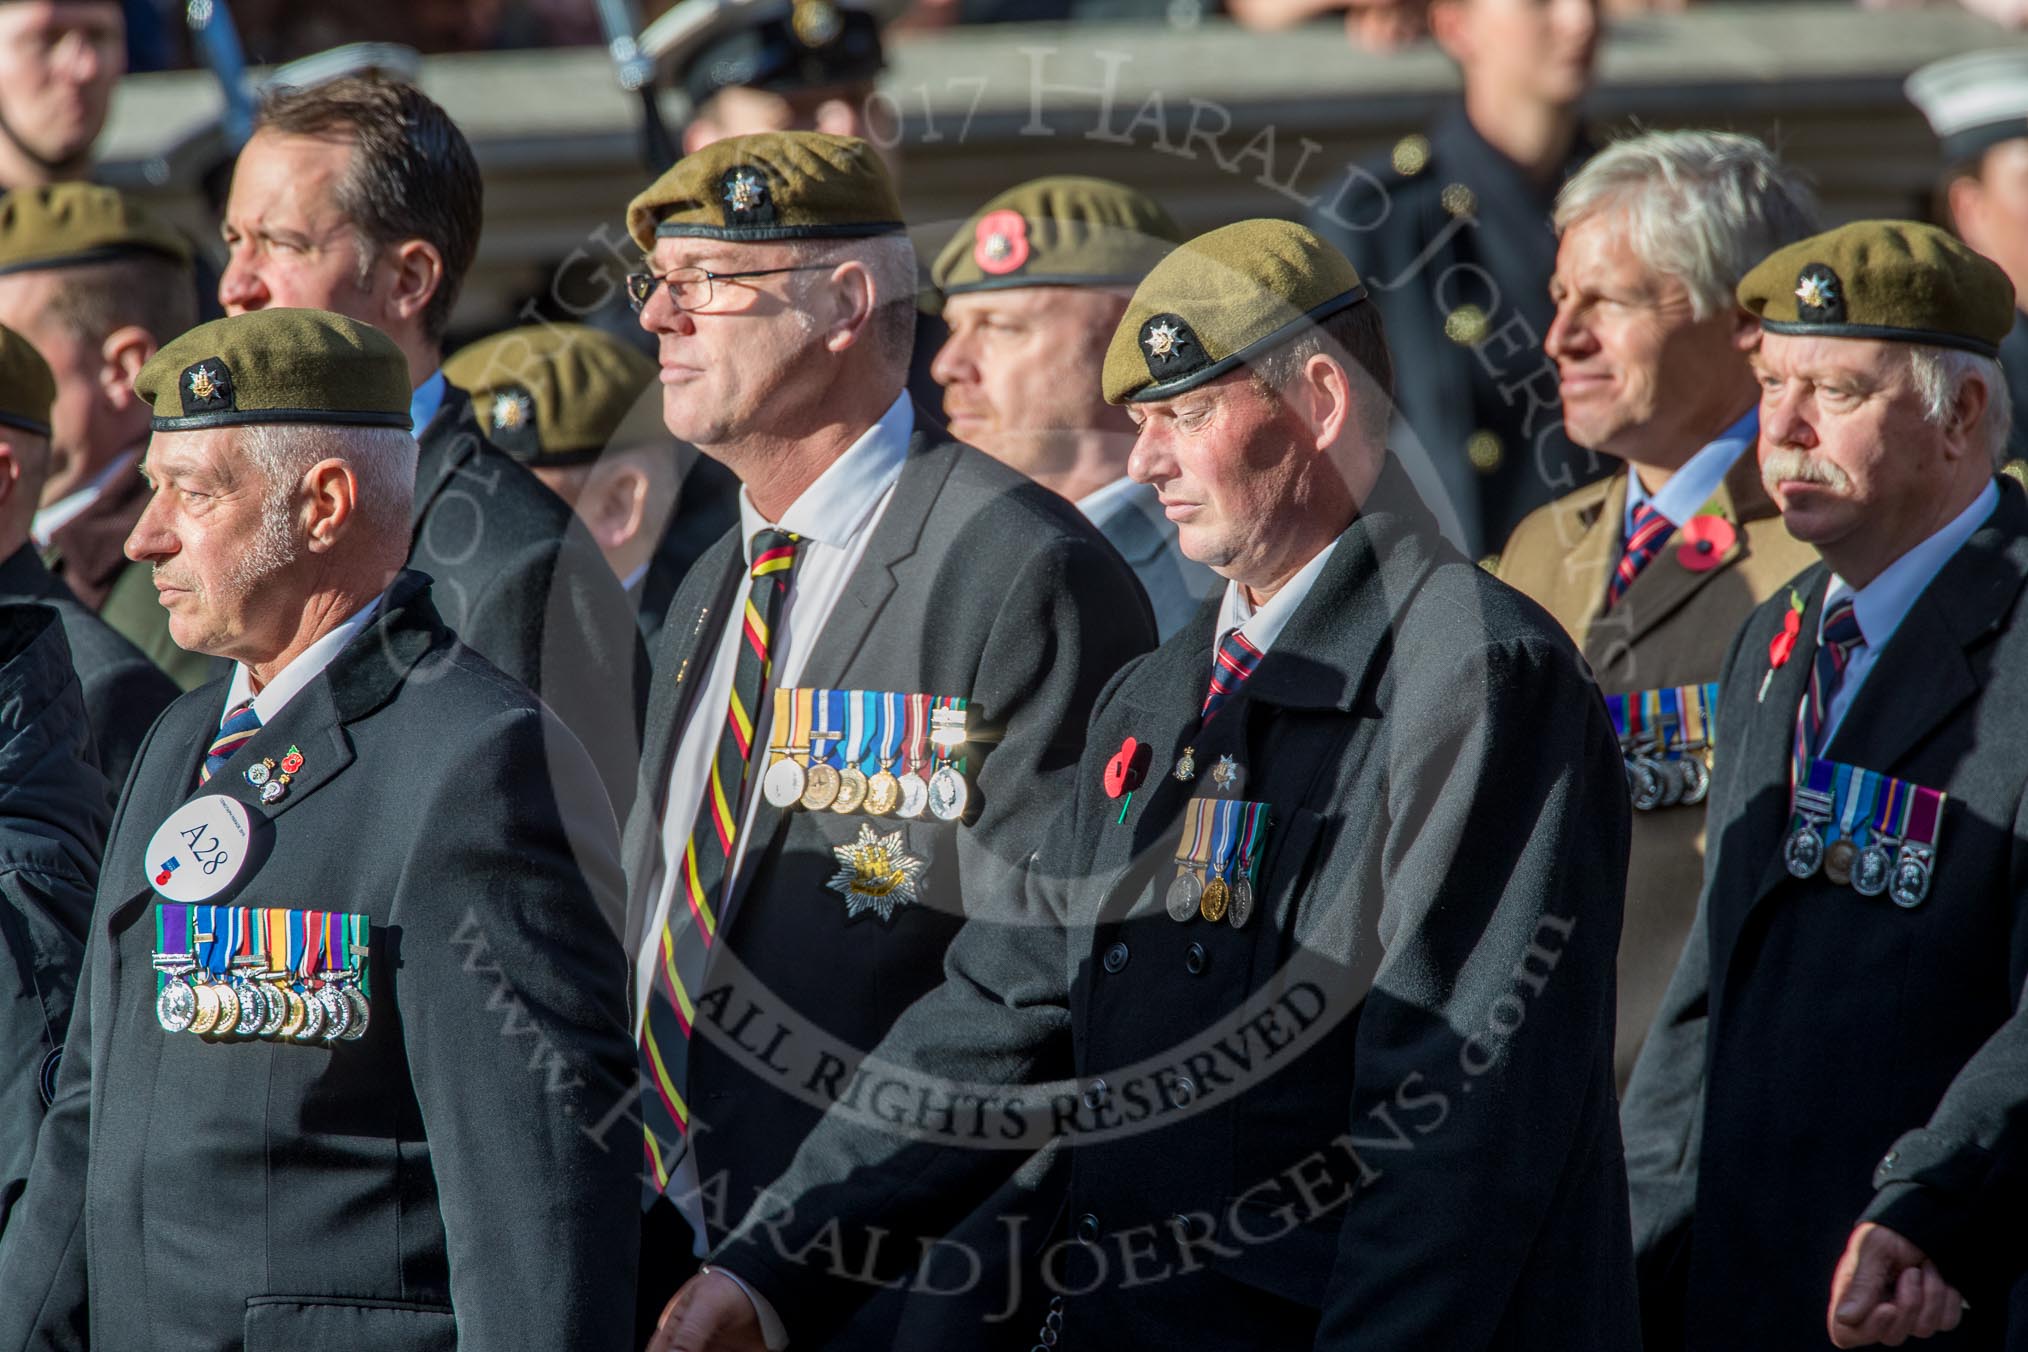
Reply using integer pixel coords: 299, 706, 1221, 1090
1082, 1078, 1109, 1110
1172, 1076, 1197, 1106
1172, 1212, 1205, 1240
1077, 1212, 1100, 1245
1103, 942, 1129, 974
1185, 942, 1208, 975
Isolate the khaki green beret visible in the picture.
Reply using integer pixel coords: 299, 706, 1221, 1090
1737, 220, 2015, 359
1103, 218, 1369, 405
135, 310, 411, 433
0, 183, 192, 278
0, 322, 53, 440
625, 131, 903, 251
444, 323, 661, 467
931, 176, 1183, 299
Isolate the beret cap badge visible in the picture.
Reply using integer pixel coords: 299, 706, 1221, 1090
492, 391, 533, 431
720, 166, 775, 226
1794, 264, 1845, 324
181, 359, 234, 415
1140, 315, 1200, 381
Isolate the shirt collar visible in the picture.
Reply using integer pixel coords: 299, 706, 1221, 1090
1075, 475, 1145, 527
31, 446, 142, 549
1624, 407, 1758, 537
223, 597, 382, 727
409, 369, 449, 438
736, 391, 913, 554
1215, 536, 1341, 658
1823, 477, 2000, 650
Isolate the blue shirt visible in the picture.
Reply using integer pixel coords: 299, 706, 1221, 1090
1623, 407, 1759, 540
1818, 478, 2000, 745
409, 369, 447, 438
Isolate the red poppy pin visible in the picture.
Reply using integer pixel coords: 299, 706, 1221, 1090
1759, 589, 1806, 702
974, 210, 1030, 276
1675, 514, 1736, 572
1104, 737, 1145, 799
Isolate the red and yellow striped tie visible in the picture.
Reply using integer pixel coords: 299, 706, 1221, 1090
639, 528, 798, 1203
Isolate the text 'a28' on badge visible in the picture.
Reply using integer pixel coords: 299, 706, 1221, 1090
145, 795, 255, 903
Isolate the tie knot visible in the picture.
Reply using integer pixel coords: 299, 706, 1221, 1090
1628, 500, 1670, 538
1217, 628, 1263, 677
1821, 596, 1863, 652
749, 529, 799, 579
219, 701, 261, 737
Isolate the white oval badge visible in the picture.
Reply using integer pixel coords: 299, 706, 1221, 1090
143, 795, 255, 902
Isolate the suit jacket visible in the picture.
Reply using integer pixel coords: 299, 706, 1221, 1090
623, 425, 1157, 1344
1315, 105, 1603, 558
1497, 452, 1818, 1086
412, 382, 649, 819
43, 460, 212, 693
0, 606, 108, 1241
0, 545, 178, 797
715, 458, 1640, 1352
0, 571, 639, 1352
632, 455, 740, 645
1082, 479, 1220, 641
1622, 477, 2028, 1352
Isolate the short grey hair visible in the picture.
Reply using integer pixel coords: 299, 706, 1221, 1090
238, 422, 420, 542
1908, 345, 2014, 470
784, 234, 919, 380
1554, 130, 1820, 320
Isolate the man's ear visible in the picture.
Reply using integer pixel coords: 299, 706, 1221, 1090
820, 259, 879, 355
101, 325, 161, 410
384, 240, 447, 331
300, 457, 361, 552
1945, 369, 1992, 461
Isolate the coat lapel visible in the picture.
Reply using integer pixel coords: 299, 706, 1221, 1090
410, 385, 482, 535
1549, 474, 1619, 650
1736, 568, 1828, 911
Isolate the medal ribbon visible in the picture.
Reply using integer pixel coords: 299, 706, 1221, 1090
847, 690, 874, 774
771, 688, 794, 758
790, 687, 814, 763
154, 902, 193, 994
297, 910, 326, 983
1174, 798, 1215, 873
1236, 802, 1270, 887
878, 690, 903, 769
1870, 774, 1911, 845
1824, 763, 1856, 847
266, 906, 291, 975
1905, 786, 1945, 853
1791, 758, 1837, 827
1603, 693, 1629, 749
822, 689, 848, 769
348, 914, 371, 996
903, 694, 927, 774
1657, 687, 1682, 759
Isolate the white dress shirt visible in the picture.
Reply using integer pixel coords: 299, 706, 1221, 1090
1817, 478, 1999, 747
1623, 408, 1758, 539
32, 447, 142, 548
1213, 536, 1341, 663
634, 392, 913, 1300
220, 598, 381, 725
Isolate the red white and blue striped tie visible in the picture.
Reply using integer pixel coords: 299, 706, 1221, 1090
1202, 628, 1263, 723
1605, 501, 1673, 610
639, 528, 799, 1205
199, 701, 261, 786
1802, 596, 1864, 762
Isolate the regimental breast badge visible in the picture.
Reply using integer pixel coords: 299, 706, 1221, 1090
826, 823, 926, 922
180, 358, 235, 415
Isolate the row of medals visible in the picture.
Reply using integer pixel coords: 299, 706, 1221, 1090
762, 752, 969, 822
1166, 864, 1254, 929
1784, 822, 1932, 906
154, 957, 369, 1044
1626, 745, 1710, 812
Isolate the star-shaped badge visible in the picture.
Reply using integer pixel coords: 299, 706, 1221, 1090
187, 366, 218, 401
826, 824, 926, 922
491, 392, 532, 431
1795, 274, 1836, 310
1144, 321, 1183, 360
723, 169, 766, 214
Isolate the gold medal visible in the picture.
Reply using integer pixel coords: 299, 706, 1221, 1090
1824, 839, 1857, 887
865, 769, 901, 816
832, 767, 869, 814
279, 988, 308, 1040
210, 982, 241, 1037
189, 980, 223, 1036
801, 763, 840, 811
1198, 877, 1230, 923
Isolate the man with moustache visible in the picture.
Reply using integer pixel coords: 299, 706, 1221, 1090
621, 131, 1154, 1348
0, 308, 639, 1349
1623, 222, 2028, 1352
1496, 129, 1819, 1087
931, 176, 1218, 638
221, 74, 646, 815
1317, 0, 1604, 558
0, 184, 207, 691
0, 318, 175, 791
653, 219, 1637, 1352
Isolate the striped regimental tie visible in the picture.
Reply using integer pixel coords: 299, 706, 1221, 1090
199, 701, 262, 787
639, 528, 799, 1204
1604, 501, 1673, 610
1201, 627, 1264, 723
1801, 595, 1865, 763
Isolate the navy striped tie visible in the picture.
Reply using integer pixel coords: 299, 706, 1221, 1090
200, 701, 261, 787
1202, 628, 1263, 723
1605, 501, 1672, 609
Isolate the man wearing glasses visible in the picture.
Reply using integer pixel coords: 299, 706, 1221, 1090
619, 131, 1156, 1349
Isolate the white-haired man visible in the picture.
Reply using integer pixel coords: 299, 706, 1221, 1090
1497, 129, 1820, 1087
0, 308, 641, 1350
1622, 222, 2027, 1351
619, 132, 1156, 1348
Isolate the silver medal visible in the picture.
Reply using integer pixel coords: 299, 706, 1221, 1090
929, 766, 969, 822
339, 984, 370, 1040
762, 757, 808, 809
1784, 822, 1825, 879
896, 771, 930, 820
316, 985, 352, 1042
1677, 756, 1710, 807
1226, 877, 1255, 929
156, 974, 197, 1033
1165, 870, 1202, 922
1628, 757, 1665, 812
1890, 848, 1933, 908
1853, 843, 1893, 897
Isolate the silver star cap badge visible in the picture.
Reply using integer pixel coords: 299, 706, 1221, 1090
724, 169, 765, 213
1144, 321, 1182, 359
826, 824, 927, 922
1795, 275, 1835, 309
492, 393, 531, 430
